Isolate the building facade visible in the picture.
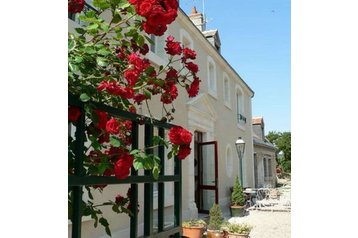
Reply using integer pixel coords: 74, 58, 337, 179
68, 2, 256, 237
252, 117, 277, 188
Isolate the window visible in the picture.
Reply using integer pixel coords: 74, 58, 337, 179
150, 34, 166, 59
180, 30, 194, 80
207, 57, 217, 96
264, 158, 272, 178
223, 74, 230, 107
236, 86, 246, 125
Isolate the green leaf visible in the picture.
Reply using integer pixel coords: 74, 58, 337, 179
80, 93, 90, 102
143, 89, 151, 100
105, 226, 112, 236
100, 22, 110, 32
118, 1, 131, 9
112, 12, 122, 24
153, 166, 159, 180
87, 23, 99, 31
112, 204, 120, 213
133, 161, 144, 170
136, 35, 145, 47
68, 62, 79, 72
74, 56, 83, 63
84, 47, 96, 54
99, 217, 109, 226
96, 57, 109, 67
109, 135, 121, 147
93, 0, 111, 10
68, 39, 76, 52
97, 48, 111, 56
74, 27, 86, 34
130, 149, 140, 155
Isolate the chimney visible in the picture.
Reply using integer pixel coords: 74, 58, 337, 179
188, 6, 206, 31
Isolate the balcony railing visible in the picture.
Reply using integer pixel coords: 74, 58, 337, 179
237, 113, 247, 124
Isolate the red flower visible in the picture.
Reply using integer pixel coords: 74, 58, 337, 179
114, 153, 134, 179
127, 187, 132, 198
134, 93, 147, 104
68, 106, 81, 123
160, 84, 178, 104
177, 145, 191, 160
165, 68, 178, 86
124, 69, 140, 86
115, 194, 125, 204
94, 110, 108, 130
182, 48, 197, 60
165, 36, 182, 56
68, 0, 85, 14
186, 62, 199, 74
187, 77, 200, 97
168, 126, 192, 145
106, 118, 120, 134
139, 43, 149, 55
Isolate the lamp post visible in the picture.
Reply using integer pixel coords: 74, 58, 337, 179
235, 137, 246, 186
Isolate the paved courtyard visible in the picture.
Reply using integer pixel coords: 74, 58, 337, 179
228, 182, 291, 238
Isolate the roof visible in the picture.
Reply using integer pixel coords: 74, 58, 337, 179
253, 138, 276, 150
252, 116, 264, 125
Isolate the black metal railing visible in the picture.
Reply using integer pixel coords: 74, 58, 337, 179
237, 113, 247, 124
68, 93, 182, 238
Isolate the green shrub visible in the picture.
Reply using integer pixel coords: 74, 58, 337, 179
208, 203, 224, 230
231, 176, 245, 206
182, 219, 206, 228
221, 223, 252, 235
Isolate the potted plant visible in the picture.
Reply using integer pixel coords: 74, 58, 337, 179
207, 203, 224, 238
181, 219, 206, 238
230, 176, 246, 217
221, 223, 252, 238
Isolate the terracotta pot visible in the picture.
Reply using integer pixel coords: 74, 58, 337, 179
182, 226, 204, 238
227, 233, 249, 238
207, 229, 224, 238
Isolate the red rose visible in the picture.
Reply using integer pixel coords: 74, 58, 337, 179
182, 48, 197, 61
68, 106, 81, 123
177, 145, 191, 160
160, 84, 178, 104
139, 43, 149, 55
186, 62, 199, 73
124, 69, 140, 86
106, 118, 120, 134
187, 77, 200, 97
94, 110, 108, 130
68, 0, 85, 14
115, 194, 125, 204
168, 126, 192, 145
165, 36, 182, 55
114, 153, 134, 179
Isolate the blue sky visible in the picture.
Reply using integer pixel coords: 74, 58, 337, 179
180, 0, 291, 133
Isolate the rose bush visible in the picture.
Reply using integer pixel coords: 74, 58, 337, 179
68, 0, 200, 236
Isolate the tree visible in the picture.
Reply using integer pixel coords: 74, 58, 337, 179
267, 131, 291, 172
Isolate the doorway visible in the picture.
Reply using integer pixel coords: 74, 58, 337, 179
194, 131, 218, 213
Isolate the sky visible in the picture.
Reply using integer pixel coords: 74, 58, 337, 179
180, 0, 291, 133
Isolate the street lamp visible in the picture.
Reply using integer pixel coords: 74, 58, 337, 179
235, 137, 246, 186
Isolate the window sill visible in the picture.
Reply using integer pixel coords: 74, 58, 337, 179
146, 51, 168, 66
224, 102, 231, 110
237, 123, 246, 131
208, 90, 217, 99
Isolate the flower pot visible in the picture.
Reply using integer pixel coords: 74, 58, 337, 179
230, 205, 245, 217
227, 233, 250, 238
207, 229, 224, 238
182, 226, 204, 238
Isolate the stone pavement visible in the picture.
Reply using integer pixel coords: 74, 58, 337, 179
228, 183, 291, 238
